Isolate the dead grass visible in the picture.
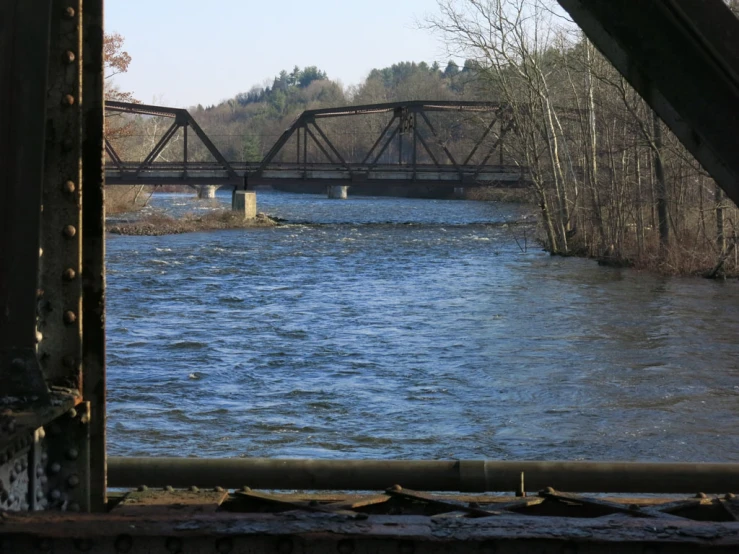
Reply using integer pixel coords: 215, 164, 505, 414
463, 187, 533, 203
108, 210, 277, 236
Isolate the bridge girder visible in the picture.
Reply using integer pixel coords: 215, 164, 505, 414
557, 0, 739, 207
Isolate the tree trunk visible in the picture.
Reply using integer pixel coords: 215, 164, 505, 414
716, 184, 726, 255
652, 112, 670, 253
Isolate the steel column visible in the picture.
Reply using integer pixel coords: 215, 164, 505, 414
80, 0, 106, 512
0, 0, 53, 400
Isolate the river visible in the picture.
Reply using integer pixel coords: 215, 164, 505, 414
106, 191, 739, 462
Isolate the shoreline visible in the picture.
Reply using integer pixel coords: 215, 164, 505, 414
107, 210, 279, 236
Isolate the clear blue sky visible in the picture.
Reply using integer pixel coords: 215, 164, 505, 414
105, 0, 448, 108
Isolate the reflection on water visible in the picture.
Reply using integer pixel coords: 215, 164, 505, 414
106, 191, 739, 461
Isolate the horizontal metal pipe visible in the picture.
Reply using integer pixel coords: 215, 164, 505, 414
108, 457, 739, 494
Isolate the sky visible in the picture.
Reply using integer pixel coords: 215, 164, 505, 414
105, 0, 450, 108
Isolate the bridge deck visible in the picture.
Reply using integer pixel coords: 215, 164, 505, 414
105, 162, 525, 187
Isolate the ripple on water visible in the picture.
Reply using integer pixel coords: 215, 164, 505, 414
105, 191, 739, 462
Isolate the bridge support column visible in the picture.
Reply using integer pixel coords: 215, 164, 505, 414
196, 185, 217, 199
232, 191, 257, 220
454, 187, 465, 199
328, 185, 348, 200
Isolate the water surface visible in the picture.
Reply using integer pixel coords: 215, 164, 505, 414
107, 191, 739, 462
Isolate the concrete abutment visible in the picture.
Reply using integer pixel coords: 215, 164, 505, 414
327, 185, 349, 200
232, 191, 257, 219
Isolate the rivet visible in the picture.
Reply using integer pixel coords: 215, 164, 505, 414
36, 331, 43, 343
241, 486, 251, 492
114, 535, 133, 553
389, 484, 402, 492
64, 311, 77, 325
216, 538, 234, 554
337, 540, 354, 554
164, 486, 174, 492
137, 485, 148, 492
213, 486, 225, 492
63, 94, 75, 106
63, 181, 76, 194
276, 539, 292, 554
40, 475, 48, 485
189, 485, 199, 492
39, 247, 43, 257
36, 465, 44, 478
67, 474, 80, 488
695, 492, 707, 499
165, 537, 183, 553
36, 489, 45, 500
50, 489, 61, 500
80, 414, 89, 425
66, 448, 79, 461
63, 51, 76, 63
63, 268, 77, 281
63, 225, 77, 238
41, 452, 48, 463
64, 6, 75, 18
68, 502, 81, 513
14, 461, 22, 473
11, 358, 25, 371
68, 408, 77, 419
726, 493, 736, 500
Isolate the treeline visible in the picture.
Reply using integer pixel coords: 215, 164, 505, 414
426, 0, 739, 277
108, 1, 739, 276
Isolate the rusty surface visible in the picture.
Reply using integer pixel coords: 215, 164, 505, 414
38, 0, 84, 392
114, 489, 228, 515
0, 507, 738, 551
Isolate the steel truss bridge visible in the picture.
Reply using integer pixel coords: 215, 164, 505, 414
104, 100, 524, 189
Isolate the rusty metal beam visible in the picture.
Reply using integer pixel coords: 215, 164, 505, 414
0, 509, 738, 551
556, 0, 739, 206
80, 0, 106, 513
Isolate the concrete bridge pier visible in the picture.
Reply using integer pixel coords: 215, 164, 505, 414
454, 187, 465, 199
196, 185, 217, 199
327, 185, 349, 200
232, 191, 257, 219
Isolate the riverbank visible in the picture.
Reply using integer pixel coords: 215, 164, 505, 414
108, 210, 278, 236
